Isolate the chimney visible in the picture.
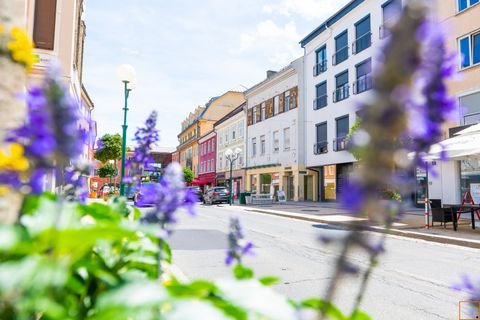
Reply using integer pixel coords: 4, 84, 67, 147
266, 70, 277, 78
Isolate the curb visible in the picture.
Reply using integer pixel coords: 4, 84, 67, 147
223, 205, 480, 249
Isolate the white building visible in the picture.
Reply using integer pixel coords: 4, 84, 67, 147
245, 58, 316, 201
301, 0, 401, 202
214, 103, 247, 196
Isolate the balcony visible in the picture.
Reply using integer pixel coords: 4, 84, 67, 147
353, 74, 373, 94
352, 32, 372, 54
314, 141, 328, 154
333, 136, 350, 152
379, 25, 390, 39
333, 85, 350, 103
313, 60, 328, 76
313, 95, 328, 110
332, 46, 349, 65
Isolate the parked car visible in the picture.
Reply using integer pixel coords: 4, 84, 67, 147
187, 186, 203, 202
203, 187, 230, 205
134, 182, 158, 207
126, 185, 136, 200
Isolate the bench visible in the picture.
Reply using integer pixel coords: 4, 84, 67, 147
250, 194, 273, 205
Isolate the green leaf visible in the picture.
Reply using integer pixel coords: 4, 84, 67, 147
233, 264, 254, 280
78, 202, 121, 223
161, 240, 172, 264
167, 280, 217, 298
258, 276, 279, 286
211, 299, 248, 320
301, 298, 347, 320
349, 310, 372, 320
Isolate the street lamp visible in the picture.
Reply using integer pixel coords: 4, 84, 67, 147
225, 147, 242, 205
117, 64, 136, 196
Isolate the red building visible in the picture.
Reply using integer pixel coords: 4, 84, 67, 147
197, 131, 216, 190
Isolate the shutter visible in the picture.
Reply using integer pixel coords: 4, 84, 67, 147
33, 0, 57, 50
266, 99, 274, 119
278, 94, 284, 113
290, 87, 298, 109
247, 108, 253, 126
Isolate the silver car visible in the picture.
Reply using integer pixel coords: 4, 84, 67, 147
203, 187, 230, 205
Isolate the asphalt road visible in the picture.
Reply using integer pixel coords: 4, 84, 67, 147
165, 203, 479, 320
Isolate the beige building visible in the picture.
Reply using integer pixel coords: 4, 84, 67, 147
26, 0, 95, 187
177, 91, 245, 177
425, 1, 480, 204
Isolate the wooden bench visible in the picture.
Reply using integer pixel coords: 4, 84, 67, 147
250, 194, 273, 205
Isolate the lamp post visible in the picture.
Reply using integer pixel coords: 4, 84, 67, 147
117, 64, 136, 196
225, 148, 242, 205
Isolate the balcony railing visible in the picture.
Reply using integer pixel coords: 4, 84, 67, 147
313, 94, 328, 110
314, 141, 328, 155
352, 32, 372, 54
333, 136, 350, 152
332, 46, 349, 65
379, 24, 390, 39
353, 74, 373, 94
313, 60, 328, 76
333, 84, 350, 103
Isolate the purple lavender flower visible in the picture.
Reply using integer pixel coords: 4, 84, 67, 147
140, 163, 196, 234
225, 217, 254, 266
452, 275, 480, 301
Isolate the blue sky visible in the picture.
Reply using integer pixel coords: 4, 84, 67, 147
83, 0, 351, 149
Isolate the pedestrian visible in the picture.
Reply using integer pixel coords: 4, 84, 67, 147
102, 184, 110, 201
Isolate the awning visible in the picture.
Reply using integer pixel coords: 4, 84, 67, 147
191, 178, 207, 185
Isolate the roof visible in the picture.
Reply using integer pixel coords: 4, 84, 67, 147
214, 102, 246, 128
300, 0, 365, 48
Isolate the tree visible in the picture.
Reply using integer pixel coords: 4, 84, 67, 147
95, 134, 122, 164
98, 164, 116, 186
182, 168, 193, 183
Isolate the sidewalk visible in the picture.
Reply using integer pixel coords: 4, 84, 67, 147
226, 201, 480, 249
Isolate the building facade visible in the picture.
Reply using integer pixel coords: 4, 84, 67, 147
25, 0, 96, 190
245, 59, 315, 201
301, 0, 400, 202
427, 0, 480, 204
177, 91, 245, 178
214, 103, 247, 196
198, 131, 217, 189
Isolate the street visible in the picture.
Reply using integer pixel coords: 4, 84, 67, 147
166, 204, 479, 320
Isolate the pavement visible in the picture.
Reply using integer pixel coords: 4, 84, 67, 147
224, 201, 480, 249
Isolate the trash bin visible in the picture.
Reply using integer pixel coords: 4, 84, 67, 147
239, 192, 247, 205
243, 192, 252, 205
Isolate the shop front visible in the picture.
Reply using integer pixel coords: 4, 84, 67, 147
216, 172, 226, 187
225, 169, 245, 199
316, 163, 354, 202
196, 172, 216, 191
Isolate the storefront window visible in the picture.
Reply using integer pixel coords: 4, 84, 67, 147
250, 175, 257, 193
323, 165, 336, 200
460, 160, 480, 202
416, 167, 427, 205
260, 174, 272, 194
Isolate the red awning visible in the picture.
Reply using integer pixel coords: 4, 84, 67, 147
191, 178, 207, 185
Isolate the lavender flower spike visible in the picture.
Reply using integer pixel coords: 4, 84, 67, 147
225, 217, 254, 266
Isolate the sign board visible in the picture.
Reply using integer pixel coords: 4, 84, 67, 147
299, 171, 307, 174
33, 53, 56, 68
277, 190, 286, 203
471, 183, 480, 204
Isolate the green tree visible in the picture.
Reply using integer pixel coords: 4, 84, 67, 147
98, 164, 116, 186
95, 134, 122, 164
182, 167, 193, 183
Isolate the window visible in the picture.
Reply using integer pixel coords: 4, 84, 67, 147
239, 121, 244, 137
219, 156, 223, 169
334, 116, 349, 152
273, 131, 279, 153
354, 59, 373, 94
274, 96, 279, 115
458, 0, 479, 12
212, 140, 215, 151
261, 102, 266, 121
207, 141, 210, 153
252, 138, 257, 157
225, 130, 229, 144
284, 127, 290, 150
334, 70, 349, 102
460, 33, 480, 69
314, 45, 327, 76
232, 127, 236, 140
252, 106, 257, 124
354, 16, 371, 54
333, 30, 348, 65
285, 91, 291, 112
460, 92, 480, 124
33, 0, 57, 50
219, 132, 223, 145
315, 122, 328, 154
314, 81, 327, 110
260, 135, 266, 155
381, 0, 401, 38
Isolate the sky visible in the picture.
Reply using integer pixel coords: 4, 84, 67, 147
83, 0, 351, 149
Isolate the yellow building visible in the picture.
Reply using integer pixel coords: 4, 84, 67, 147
177, 91, 245, 177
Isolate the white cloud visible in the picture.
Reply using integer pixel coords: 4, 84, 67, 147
263, 0, 351, 21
